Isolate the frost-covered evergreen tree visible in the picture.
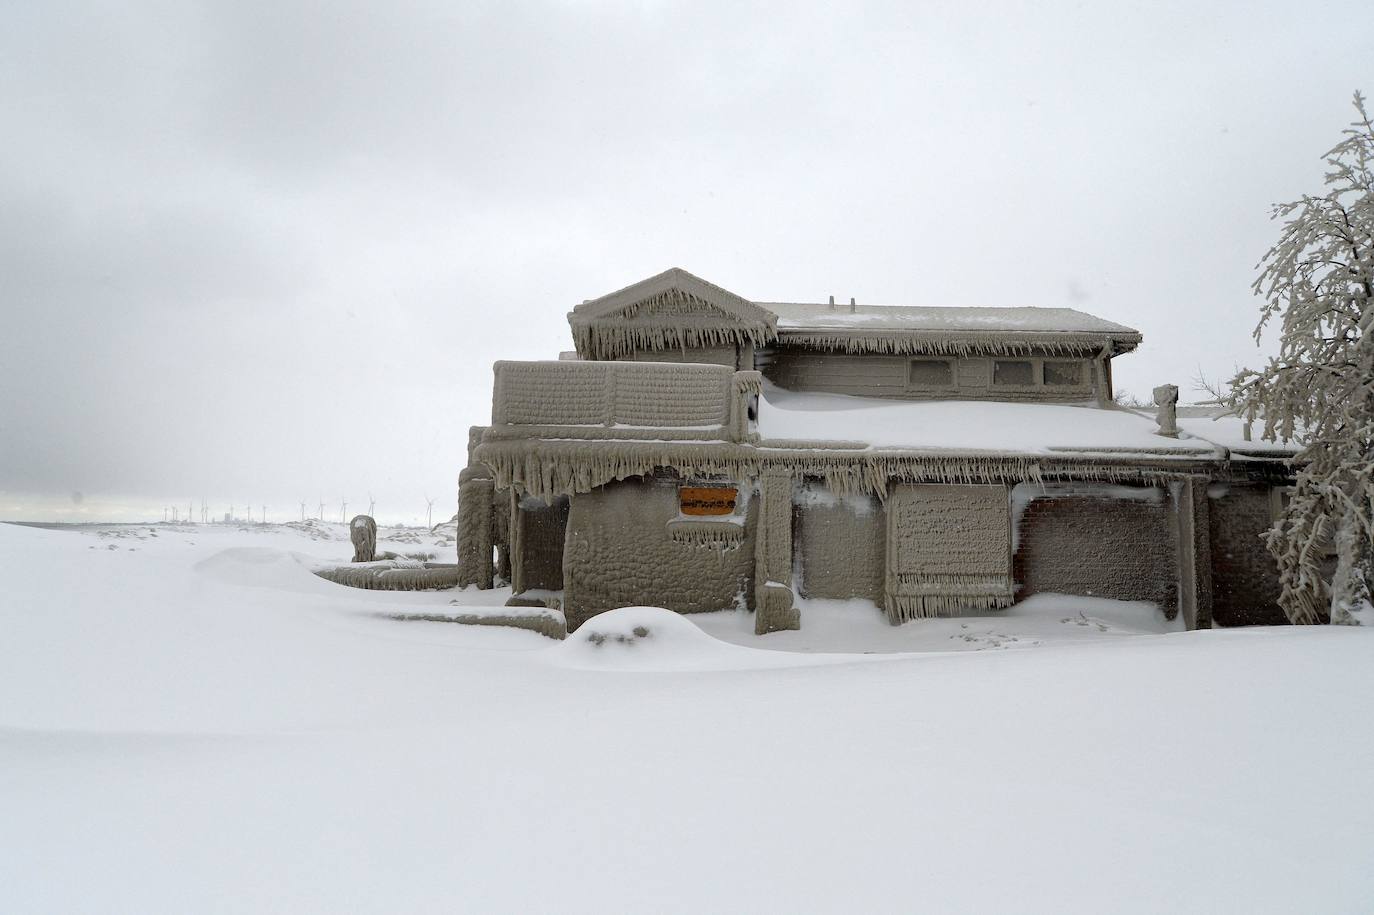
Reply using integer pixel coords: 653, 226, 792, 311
1227, 92, 1374, 625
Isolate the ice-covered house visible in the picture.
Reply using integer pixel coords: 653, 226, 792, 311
455, 268, 1296, 634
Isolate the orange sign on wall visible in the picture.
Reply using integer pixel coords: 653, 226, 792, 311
679, 487, 737, 516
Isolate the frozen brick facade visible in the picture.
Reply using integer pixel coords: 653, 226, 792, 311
1208, 485, 1287, 626
1014, 490, 1178, 615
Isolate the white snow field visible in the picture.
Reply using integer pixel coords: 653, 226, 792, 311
2, 521, 1372, 914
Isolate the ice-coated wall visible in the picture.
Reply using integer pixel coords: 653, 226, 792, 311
1208, 484, 1286, 625
562, 475, 758, 631
1013, 485, 1176, 612
617, 344, 743, 368
794, 479, 884, 603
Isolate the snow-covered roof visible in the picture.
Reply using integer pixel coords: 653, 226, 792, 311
566, 269, 1143, 358
757, 384, 1217, 457
1176, 416, 1302, 456
762, 301, 1140, 337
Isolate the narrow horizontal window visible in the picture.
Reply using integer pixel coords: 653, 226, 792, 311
1043, 361, 1082, 386
679, 486, 737, 516
909, 359, 953, 386
992, 360, 1034, 386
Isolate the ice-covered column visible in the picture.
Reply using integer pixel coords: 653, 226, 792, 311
456, 465, 495, 589
753, 470, 801, 634
507, 487, 526, 595
728, 370, 762, 443
1172, 478, 1213, 629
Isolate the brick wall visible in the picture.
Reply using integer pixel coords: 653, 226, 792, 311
1014, 490, 1176, 613
1208, 484, 1286, 626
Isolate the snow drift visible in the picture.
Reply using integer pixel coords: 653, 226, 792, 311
551, 606, 814, 671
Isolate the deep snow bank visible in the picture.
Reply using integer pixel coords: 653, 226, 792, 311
4, 522, 1374, 914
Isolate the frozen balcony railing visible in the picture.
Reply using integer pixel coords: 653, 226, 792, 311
490, 360, 761, 443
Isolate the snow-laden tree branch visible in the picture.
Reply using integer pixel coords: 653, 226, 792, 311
1226, 91, 1374, 625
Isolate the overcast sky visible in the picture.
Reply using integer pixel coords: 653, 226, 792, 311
1, 0, 1369, 524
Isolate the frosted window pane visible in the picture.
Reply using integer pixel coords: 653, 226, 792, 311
1043, 361, 1082, 386
909, 360, 953, 386
993, 360, 1034, 385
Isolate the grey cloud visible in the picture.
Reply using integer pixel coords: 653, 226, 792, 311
1, 0, 1369, 522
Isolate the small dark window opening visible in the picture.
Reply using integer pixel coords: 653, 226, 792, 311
1043, 361, 1082, 386
993, 360, 1034, 385
909, 359, 953, 387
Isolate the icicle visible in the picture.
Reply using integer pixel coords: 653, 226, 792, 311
570, 292, 777, 360
884, 590, 1014, 623
474, 436, 1195, 507
776, 330, 1135, 357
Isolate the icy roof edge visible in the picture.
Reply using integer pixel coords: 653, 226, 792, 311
762, 302, 1140, 337
772, 327, 1141, 357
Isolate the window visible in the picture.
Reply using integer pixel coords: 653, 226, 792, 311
679, 486, 737, 516
993, 360, 1034, 386
908, 359, 953, 387
1043, 361, 1083, 386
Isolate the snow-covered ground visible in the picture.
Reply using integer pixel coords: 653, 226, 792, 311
2, 520, 1372, 913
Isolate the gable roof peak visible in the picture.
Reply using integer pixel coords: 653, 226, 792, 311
570, 267, 775, 326
567, 268, 777, 360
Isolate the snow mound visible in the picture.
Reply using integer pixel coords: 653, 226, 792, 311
552, 606, 798, 671
193, 547, 328, 593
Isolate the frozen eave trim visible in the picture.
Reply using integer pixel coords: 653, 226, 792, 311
473, 437, 1223, 504
773, 328, 1141, 357
570, 315, 775, 361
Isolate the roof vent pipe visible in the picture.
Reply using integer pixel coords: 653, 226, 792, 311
828, 295, 835, 311
849, 296, 856, 313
